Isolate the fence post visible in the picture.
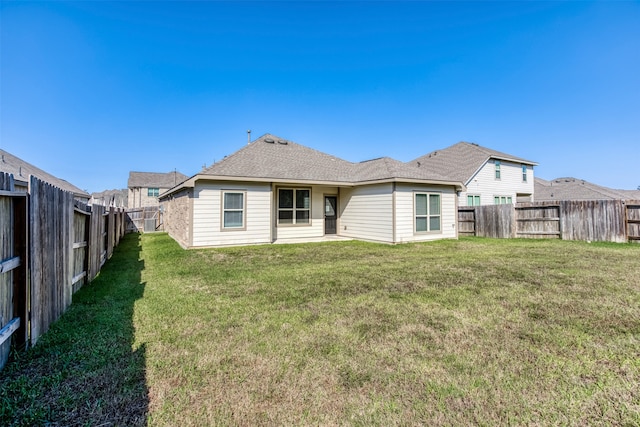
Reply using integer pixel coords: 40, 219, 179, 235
13, 191, 28, 349
510, 203, 517, 238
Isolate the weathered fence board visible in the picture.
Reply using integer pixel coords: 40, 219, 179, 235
559, 200, 626, 243
457, 208, 476, 237
126, 206, 162, 232
0, 173, 28, 369
1, 172, 126, 369
474, 204, 515, 238
72, 207, 90, 293
459, 200, 636, 243
516, 204, 561, 239
627, 201, 640, 242
0, 174, 15, 367
88, 204, 105, 282
29, 176, 75, 346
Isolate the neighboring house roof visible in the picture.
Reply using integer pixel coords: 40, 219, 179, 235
535, 177, 640, 201
411, 142, 537, 185
90, 189, 128, 207
0, 149, 89, 198
619, 189, 640, 200
128, 171, 188, 188
197, 133, 462, 185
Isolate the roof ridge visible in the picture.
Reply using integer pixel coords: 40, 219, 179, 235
577, 179, 629, 199
0, 149, 89, 196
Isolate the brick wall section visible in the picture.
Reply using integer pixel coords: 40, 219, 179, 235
163, 188, 191, 248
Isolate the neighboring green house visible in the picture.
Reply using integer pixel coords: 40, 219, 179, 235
127, 171, 188, 209
160, 134, 465, 248
0, 149, 89, 201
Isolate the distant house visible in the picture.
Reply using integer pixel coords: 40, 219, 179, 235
160, 134, 465, 248
411, 142, 537, 206
90, 189, 128, 208
127, 171, 188, 209
535, 177, 640, 201
0, 149, 90, 201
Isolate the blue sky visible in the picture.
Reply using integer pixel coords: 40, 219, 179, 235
1, 1, 639, 193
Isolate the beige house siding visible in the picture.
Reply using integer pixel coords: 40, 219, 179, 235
191, 181, 272, 247
461, 160, 535, 206
163, 188, 192, 249
339, 183, 394, 243
394, 184, 458, 243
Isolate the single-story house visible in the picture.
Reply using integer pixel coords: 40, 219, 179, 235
128, 170, 188, 209
0, 149, 90, 201
412, 142, 537, 206
160, 134, 466, 248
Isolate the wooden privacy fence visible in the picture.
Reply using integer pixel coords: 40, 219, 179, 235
126, 206, 163, 233
459, 200, 640, 243
0, 173, 27, 370
0, 173, 125, 370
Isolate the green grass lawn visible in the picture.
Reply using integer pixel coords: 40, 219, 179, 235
2, 233, 639, 426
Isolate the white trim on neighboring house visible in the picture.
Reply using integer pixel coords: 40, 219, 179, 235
461, 159, 534, 206
467, 194, 481, 206
494, 195, 513, 204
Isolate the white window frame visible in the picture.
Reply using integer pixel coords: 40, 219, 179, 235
494, 195, 513, 205
414, 192, 442, 234
221, 190, 246, 231
148, 187, 160, 197
467, 194, 481, 206
495, 160, 501, 180
277, 188, 311, 226
522, 164, 528, 182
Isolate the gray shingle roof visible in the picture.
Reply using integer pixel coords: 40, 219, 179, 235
0, 149, 89, 198
202, 134, 355, 182
128, 171, 188, 188
356, 156, 458, 182
411, 142, 537, 185
535, 177, 640, 201
200, 134, 460, 185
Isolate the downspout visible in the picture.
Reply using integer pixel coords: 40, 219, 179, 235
337, 187, 341, 236
270, 182, 275, 243
392, 182, 397, 244
455, 188, 460, 239
189, 188, 194, 248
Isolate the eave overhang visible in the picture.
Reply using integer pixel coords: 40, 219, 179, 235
159, 174, 466, 199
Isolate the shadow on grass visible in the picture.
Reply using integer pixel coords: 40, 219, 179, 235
0, 233, 148, 426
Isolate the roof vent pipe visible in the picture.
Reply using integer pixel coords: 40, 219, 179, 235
247, 129, 251, 145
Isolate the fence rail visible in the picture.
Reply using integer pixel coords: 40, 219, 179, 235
458, 200, 640, 243
0, 173, 125, 370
